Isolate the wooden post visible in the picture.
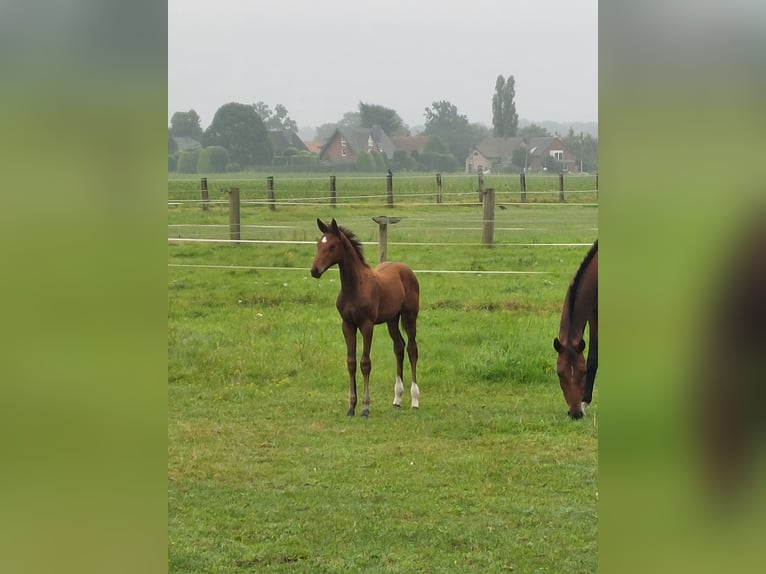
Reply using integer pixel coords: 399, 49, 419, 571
386, 172, 394, 208
482, 188, 495, 248
520, 172, 527, 203
330, 175, 337, 208
228, 187, 241, 242
372, 216, 401, 263
595, 172, 599, 201
200, 177, 209, 211
558, 173, 565, 202
435, 173, 442, 204
478, 168, 485, 204
267, 176, 275, 211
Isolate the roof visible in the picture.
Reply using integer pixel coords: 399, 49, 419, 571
302, 140, 323, 155
268, 129, 309, 153
390, 135, 429, 154
172, 136, 202, 152
474, 136, 563, 160
323, 125, 396, 160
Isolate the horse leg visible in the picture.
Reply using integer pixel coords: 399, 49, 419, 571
342, 320, 358, 416
583, 315, 598, 407
359, 322, 374, 417
387, 316, 406, 407
402, 310, 419, 409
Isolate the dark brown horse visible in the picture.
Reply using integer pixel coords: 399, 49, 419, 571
554, 240, 598, 419
310, 218, 420, 417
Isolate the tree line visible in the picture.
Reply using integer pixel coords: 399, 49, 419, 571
168, 75, 597, 174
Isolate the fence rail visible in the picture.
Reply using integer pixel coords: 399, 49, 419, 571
167, 173, 599, 208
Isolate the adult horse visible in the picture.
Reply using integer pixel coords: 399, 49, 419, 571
310, 218, 420, 417
554, 240, 598, 419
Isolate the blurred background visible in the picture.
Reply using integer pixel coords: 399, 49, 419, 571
1, 1, 765, 572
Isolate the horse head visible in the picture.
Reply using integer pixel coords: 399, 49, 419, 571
311, 218, 344, 278
553, 337, 587, 419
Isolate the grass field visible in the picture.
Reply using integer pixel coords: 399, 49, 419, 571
168, 175, 598, 573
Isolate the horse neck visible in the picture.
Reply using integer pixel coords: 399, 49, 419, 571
337, 236, 370, 292
560, 259, 597, 342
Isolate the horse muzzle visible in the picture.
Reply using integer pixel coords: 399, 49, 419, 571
310, 266, 323, 278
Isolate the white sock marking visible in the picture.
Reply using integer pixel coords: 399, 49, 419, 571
393, 376, 404, 406
410, 382, 420, 409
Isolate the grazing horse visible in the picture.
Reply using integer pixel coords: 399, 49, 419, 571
310, 218, 420, 417
554, 240, 598, 419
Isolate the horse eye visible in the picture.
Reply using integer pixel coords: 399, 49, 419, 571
329, 245, 336, 251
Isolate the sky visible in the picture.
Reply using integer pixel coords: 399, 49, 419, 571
168, 0, 597, 134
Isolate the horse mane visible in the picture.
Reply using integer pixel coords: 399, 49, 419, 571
338, 225, 368, 266
567, 239, 598, 321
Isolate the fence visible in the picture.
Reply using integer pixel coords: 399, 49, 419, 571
168, 172, 599, 210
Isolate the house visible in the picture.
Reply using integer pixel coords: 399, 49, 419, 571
172, 136, 202, 152
319, 125, 396, 165
268, 129, 310, 154
389, 135, 429, 156
302, 140, 323, 155
466, 136, 578, 173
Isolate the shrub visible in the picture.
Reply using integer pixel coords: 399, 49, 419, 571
371, 150, 387, 172
177, 149, 199, 174
355, 151, 376, 172
197, 146, 229, 173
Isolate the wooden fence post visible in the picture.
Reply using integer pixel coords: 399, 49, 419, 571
267, 176, 275, 211
435, 173, 442, 204
228, 187, 241, 242
482, 188, 495, 248
478, 168, 485, 204
558, 173, 565, 202
595, 172, 599, 201
520, 172, 527, 203
386, 172, 394, 208
200, 177, 209, 211
330, 175, 337, 208
372, 216, 401, 263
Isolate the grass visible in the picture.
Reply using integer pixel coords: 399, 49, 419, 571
168, 179, 598, 573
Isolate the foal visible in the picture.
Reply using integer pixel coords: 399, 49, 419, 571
310, 218, 420, 417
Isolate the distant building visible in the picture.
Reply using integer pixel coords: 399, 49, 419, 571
466, 136, 577, 173
172, 136, 202, 152
268, 129, 310, 154
319, 125, 395, 165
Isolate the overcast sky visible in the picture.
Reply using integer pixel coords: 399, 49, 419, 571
168, 0, 597, 133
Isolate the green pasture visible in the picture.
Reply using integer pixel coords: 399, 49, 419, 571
168, 181, 598, 573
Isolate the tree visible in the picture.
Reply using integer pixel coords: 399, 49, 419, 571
169, 110, 203, 141
519, 123, 551, 139
358, 102, 408, 136
168, 129, 178, 154
315, 123, 338, 144
196, 146, 229, 173
253, 101, 299, 131
491, 75, 519, 137
562, 128, 599, 172
423, 101, 488, 165
203, 102, 272, 167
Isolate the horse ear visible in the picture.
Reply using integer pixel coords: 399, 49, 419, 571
553, 338, 563, 353
317, 218, 328, 232
330, 218, 339, 232
576, 340, 586, 352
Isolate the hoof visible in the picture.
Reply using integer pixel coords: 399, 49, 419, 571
392, 403, 401, 408
412, 406, 419, 410
346, 409, 355, 417
361, 409, 370, 418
